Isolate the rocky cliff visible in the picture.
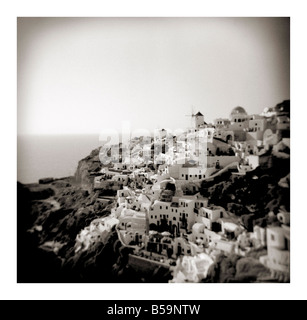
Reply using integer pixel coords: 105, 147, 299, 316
74, 147, 103, 189
17, 148, 171, 283
17, 147, 114, 282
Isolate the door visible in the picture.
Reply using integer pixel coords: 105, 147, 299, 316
177, 243, 182, 256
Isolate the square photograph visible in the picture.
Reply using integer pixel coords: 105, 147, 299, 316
17, 17, 290, 283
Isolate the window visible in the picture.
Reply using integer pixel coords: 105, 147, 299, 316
173, 217, 176, 221
155, 215, 157, 219
151, 215, 153, 219
160, 206, 162, 210
166, 206, 168, 210
172, 209, 173, 212
182, 174, 184, 177
271, 234, 275, 241
190, 175, 192, 178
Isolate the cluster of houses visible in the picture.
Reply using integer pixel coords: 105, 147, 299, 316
74, 216, 119, 253
74, 101, 290, 282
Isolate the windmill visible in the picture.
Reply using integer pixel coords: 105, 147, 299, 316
186, 106, 205, 129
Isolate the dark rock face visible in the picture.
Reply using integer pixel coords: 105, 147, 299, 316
74, 148, 102, 189
200, 155, 290, 231
27, 185, 55, 200
204, 253, 240, 283
39, 177, 54, 184
203, 254, 270, 283
17, 170, 115, 282
275, 100, 290, 115
235, 257, 271, 282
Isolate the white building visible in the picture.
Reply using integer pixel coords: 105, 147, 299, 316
170, 253, 214, 283
259, 226, 290, 281
251, 225, 266, 248
219, 218, 242, 239
148, 195, 208, 234
248, 117, 267, 133
196, 205, 227, 230
179, 166, 216, 181
277, 211, 290, 226
118, 209, 147, 233
74, 216, 119, 253
214, 118, 231, 128
192, 223, 222, 245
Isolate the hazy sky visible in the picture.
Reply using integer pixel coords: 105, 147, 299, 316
17, 17, 290, 135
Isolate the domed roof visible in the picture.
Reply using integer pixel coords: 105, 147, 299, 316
230, 106, 247, 117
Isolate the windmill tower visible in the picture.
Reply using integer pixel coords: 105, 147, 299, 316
185, 107, 205, 129
194, 112, 204, 129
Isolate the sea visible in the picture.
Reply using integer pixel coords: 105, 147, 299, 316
17, 134, 103, 184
